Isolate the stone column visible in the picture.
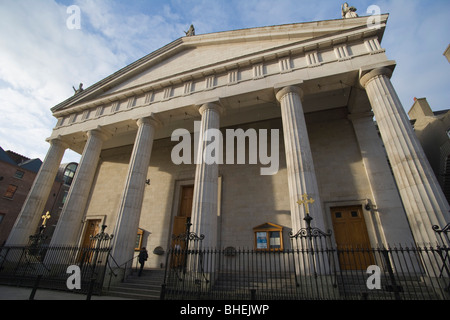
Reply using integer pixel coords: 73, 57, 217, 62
50, 128, 108, 246
111, 116, 158, 267
190, 102, 222, 250
349, 112, 415, 245
360, 67, 450, 245
276, 86, 326, 234
5, 137, 67, 245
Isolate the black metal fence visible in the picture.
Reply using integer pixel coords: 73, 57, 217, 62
0, 225, 113, 297
161, 221, 450, 300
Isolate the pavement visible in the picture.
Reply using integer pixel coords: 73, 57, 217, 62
0, 285, 131, 300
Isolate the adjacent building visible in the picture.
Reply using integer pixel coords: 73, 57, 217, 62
0, 147, 77, 245
409, 98, 450, 204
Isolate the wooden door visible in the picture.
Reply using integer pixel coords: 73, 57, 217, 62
81, 219, 101, 247
171, 186, 194, 267
78, 219, 101, 263
174, 185, 194, 235
331, 206, 374, 270
172, 186, 194, 242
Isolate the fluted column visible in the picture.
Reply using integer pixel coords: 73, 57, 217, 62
349, 112, 415, 245
50, 128, 108, 246
111, 116, 158, 267
276, 86, 326, 234
360, 67, 450, 245
190, 102, 222, 249
5, 137, 67, 245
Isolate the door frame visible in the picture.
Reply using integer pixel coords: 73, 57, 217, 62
328, 202, 376, 270
78, 215, 106, 247
169, 177, 223, 249
78, 216, 106, 263
170, 179, 196, 233
324, 200, 376, 248
173, 184, 195, 239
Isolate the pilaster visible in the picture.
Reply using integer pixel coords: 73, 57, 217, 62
360, 67, 450, 245
349, 112, 415, 245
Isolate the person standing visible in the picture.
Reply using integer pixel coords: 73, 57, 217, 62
138, 247, 148, 276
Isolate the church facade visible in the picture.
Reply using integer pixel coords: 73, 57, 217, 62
6, 14, 449, 272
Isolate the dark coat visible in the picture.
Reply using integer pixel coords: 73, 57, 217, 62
138, 249, 148, 264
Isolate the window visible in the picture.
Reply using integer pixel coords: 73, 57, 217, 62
63, 163, 77, 185
61, 190, 69, 207
253, 223, 284, 251
0, 214, 4, 225
4, 185, 18, 199
14, 170, 25, 179
135, 229, 144, 251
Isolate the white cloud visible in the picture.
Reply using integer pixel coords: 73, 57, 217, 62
378, 0, 450, 110
0, 0, 137, 163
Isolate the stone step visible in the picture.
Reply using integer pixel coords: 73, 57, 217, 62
105, 269, 165, 300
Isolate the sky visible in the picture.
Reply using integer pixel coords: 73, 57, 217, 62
0, 0, 449, 164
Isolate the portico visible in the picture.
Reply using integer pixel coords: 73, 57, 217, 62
6, 14, 449, 274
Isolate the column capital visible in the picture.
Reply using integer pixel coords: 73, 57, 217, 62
275, 85, 304, 102
87, 127, 109, 142
136, 114, 162, 128
46, 135, 69, 150
198, 102, 223, 116
360, 67, 393, 88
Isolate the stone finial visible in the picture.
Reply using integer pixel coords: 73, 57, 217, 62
341, 2, 358, 18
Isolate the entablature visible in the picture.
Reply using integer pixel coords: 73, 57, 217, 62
50, 16, 391, 150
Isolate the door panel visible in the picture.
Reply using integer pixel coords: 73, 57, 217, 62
179, 185, 194, 218
78, 219, 101, 263
172, 185, 194, 239
81, 219, 101, 248
331, 206, 374, 270
171, 185, 194, 267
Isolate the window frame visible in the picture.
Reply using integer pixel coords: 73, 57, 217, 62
14, 170, 25, 179
3, 184, 18, 199
135, 228, 144, 251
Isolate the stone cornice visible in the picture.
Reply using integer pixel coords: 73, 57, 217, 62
52, 15, 388, 117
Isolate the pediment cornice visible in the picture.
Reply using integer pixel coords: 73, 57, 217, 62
51, 14, 388, 117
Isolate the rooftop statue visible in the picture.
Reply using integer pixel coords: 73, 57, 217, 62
72, 83, 84, 95
341, 2, 358, 18
184, 24, 195, 37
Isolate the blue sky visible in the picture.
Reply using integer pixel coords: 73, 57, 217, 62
0, 0, 449, 163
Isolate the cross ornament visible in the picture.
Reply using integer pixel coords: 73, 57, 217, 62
297, 194, 315, 214
41, 211, 51, 227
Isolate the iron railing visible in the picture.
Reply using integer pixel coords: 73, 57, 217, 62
0, 225, 113, 296
161, 220, 450, 300
161, 244, 449, 300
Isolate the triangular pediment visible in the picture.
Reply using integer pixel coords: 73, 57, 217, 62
253, 222, 283, 231
52, 14, 388, 114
